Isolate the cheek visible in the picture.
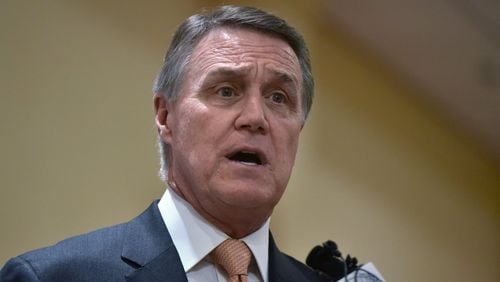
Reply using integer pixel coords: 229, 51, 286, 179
172, 104, 223, 169
280, 125, 301, 158
173, 102, 206, 143
274, 124, 301, 179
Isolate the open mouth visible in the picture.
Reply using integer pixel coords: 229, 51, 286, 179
227, 150, 263, 166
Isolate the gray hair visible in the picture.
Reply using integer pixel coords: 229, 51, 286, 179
153, 5, 314, 180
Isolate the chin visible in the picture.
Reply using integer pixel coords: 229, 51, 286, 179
212, 180, 284, 209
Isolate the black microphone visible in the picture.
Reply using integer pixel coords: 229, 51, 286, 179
306, 240, 358, 281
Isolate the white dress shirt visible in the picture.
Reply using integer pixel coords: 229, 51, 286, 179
157, 188, 270, 282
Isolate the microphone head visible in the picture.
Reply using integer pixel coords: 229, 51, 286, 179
306, 242, 346, 281
307, 240, 384, 281
323, 240, 342, 258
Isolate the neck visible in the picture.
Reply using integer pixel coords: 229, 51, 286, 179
202, 207, 270, 238
168, 185, 270, 238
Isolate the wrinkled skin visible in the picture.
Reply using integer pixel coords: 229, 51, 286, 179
154, 27, 304, 238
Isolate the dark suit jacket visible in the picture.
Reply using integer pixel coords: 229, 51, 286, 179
0, 201, 329, 281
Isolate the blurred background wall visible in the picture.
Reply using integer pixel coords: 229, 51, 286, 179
1, 1, 498, 281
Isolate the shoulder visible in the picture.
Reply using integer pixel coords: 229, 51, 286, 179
0, 201, 166, 281
0, 223, 129, 281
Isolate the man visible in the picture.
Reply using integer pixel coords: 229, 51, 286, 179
1, 5, 326, 282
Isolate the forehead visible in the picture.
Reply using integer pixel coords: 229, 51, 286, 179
187, 27, 302, 84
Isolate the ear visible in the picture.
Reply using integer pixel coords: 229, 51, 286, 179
154, 93, 173, 144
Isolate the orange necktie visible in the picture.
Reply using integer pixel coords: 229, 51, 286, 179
210, 239, 252, 282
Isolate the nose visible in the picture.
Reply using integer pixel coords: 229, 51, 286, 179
234, 93, 269, 134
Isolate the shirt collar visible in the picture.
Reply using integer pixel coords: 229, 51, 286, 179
158, 188, 270, 281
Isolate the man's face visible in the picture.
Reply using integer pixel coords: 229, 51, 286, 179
156, 27, 303, 232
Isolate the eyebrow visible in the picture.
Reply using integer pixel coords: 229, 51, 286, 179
203, 66, 252, 81
202, 66, 300, 92
269, 69, 299, 87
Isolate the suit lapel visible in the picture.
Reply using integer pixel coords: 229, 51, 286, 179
121, 201, 188, 282
118, 202, 321, 282
268, 233, 318, 282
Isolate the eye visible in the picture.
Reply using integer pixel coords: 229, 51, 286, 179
217, 86, 235, 98
270, 91, 287, 104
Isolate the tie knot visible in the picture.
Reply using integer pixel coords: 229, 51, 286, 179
211, 239, 252, 278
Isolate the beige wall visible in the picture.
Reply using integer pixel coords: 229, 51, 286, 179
1, 1, 498, 281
